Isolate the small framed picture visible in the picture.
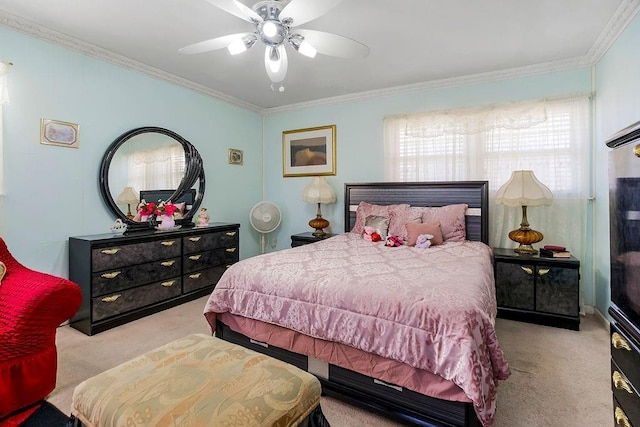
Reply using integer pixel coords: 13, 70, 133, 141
228, 148, 243, 165
40, 118, 79, 148
283, 125, 336, 177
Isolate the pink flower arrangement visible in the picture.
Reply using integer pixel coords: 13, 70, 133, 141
137, 199, 177, 218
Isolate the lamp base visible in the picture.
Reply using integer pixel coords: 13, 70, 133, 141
309, 216, 330, 238
508, 228, 544, 254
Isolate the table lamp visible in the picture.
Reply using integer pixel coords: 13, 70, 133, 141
495, 170, 553, 254
302, 176, 336, 238
116, 186, 139, 219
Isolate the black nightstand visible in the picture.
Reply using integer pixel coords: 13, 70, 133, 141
291, 232, 336, 247
493, 247, 580, 330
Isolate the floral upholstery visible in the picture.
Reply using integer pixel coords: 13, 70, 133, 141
71, 334, 324, 427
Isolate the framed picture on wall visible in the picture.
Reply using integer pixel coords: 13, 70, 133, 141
283, 125, 336, 177
40, 118, 80, 148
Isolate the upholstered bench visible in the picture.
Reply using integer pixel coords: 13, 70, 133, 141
70, 333, 329, 427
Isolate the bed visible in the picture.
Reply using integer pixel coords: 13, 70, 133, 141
204, 181, 510, 427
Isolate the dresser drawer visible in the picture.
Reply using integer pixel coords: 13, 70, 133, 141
328, 365, 469, 426
611, 322, 640, 389
92, 277, 182, 321
183, 266, 227, 293
183, 248, 238, 274
91, 257, 181, 297
613, 395, 636, 427
612, 359, 640, 425
183, 230, 239, 254
92, 238, 181, 271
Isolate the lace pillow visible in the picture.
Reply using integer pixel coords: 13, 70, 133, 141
364, 215, 390, 240
351, 202, 410, 235
418, 204, 468, 242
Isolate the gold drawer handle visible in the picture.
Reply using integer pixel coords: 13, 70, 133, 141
615, 407, 631, 427
612, 371, 633, 394
161, 260, 175, 267
226, 231, 237, 236
101, 248, 120, 255
161, 280, 176, 287
100, 271, 121, 279
101, 294, 121, 303
161, 240, 176, 246
520, 266, 533, 275
538, 268, 550, 276
188, 236, 202, 242
189, 255, 202, 260
612, 332, 632, 351
189, 273, 202, 279
226, 248, 237, 253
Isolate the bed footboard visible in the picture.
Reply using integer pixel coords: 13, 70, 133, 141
216, 320, 482, 427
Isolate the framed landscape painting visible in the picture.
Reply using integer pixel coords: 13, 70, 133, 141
282, 125, 336, 177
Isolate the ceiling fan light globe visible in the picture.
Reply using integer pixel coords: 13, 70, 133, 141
262, 20, 277, 37
298, 40, 317, 58
227, 39, 247, 55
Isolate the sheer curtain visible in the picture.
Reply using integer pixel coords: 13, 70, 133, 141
127, 144, 186, 196
384, 94, 591, 268
0, 62, 9, 196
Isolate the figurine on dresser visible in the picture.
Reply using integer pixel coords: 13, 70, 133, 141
196, 208, 210, 227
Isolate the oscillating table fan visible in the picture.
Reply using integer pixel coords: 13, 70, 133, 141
249, 201, 282, 253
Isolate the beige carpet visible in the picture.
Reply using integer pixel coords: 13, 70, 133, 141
50, 296, 612, 426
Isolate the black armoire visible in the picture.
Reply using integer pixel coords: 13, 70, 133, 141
607, 121, 640, 427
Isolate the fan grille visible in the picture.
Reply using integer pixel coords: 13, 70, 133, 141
250, 201, 281, 233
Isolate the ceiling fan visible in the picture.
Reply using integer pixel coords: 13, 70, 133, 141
179, 0, 370, 90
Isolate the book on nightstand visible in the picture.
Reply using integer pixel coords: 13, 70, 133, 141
539, 245, 571, 258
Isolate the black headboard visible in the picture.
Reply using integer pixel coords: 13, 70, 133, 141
344, 181, 489, 244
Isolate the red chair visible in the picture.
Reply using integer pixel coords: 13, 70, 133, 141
0, 237, 82, 424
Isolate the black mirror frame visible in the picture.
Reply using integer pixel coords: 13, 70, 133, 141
99, 126, 206, 231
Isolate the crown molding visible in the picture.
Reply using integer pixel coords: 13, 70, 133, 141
2, 0, 639, 116
0, 11, 262, 113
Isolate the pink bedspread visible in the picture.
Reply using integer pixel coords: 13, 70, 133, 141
204, 233, 510, 426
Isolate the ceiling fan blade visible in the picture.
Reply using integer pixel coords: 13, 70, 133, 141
179, 32, 254, 54
280, 0, 344, 27
295, 29, 369, 58
205, 0, 262, 23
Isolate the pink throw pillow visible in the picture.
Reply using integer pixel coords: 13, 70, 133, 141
419, 204, 468, 242
406, 222, 444, 246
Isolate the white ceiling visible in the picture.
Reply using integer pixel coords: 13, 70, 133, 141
0, 0, 638, 112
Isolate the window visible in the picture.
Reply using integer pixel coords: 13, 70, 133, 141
384, 95, 591, 272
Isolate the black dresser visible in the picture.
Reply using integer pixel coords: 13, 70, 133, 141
69, 222, 239, 335
607, 122, 640, 427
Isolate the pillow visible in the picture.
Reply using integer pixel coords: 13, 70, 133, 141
406, 222, 444, 246
419, 204, 468, 242
364, 215, 390, 240
351, 202, 409, 235
0, 261, 5, 284
390, 205, 423, 240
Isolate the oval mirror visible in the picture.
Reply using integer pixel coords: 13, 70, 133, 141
100, 127, 206, 230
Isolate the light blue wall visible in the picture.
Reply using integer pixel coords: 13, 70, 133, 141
594, 13, 640, 317
263, 69, 595, 301
0, 26, 264, 277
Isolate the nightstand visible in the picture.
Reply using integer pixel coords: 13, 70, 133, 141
291, 232, 336, 247
493, 247, 580, 330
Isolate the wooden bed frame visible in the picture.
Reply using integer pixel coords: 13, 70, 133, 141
216, 181, 489, 427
